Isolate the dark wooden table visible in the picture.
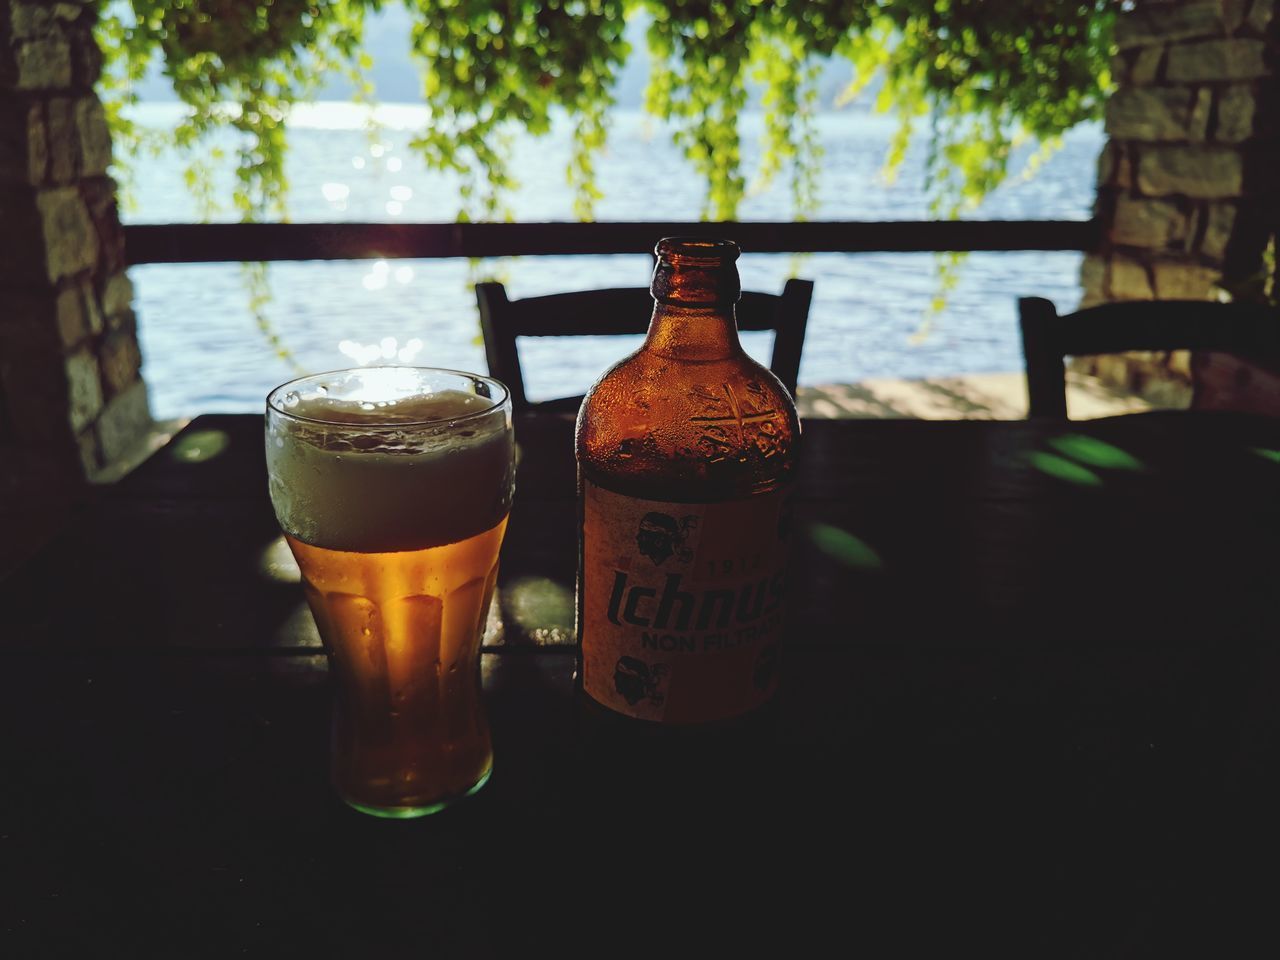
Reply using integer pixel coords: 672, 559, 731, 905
4, 411, 1279, 956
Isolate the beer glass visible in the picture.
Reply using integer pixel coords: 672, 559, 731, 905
265, 367, 514, 818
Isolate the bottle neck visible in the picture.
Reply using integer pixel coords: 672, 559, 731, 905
644, 301, 742, 361
646, 255, 742, 361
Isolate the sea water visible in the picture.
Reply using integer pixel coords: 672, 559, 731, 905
120, 105, 1103, 418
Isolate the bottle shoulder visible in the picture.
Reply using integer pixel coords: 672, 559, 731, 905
576, 349, 799, 501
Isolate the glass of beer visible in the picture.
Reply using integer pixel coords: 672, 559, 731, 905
265, 367, 514, 818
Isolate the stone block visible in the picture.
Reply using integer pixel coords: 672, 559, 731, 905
106, 306, 137, 334
1215, 84, 1256, 143
71, 28, 103, 89
1106, 87, 1206, 141
79, 177, 125, 274
1115, 149, 1133, 190
16, 38, 72, 90
83, 285, 104, 335
1184, 205, 1204, 254
1190, 87, 1213, 140
1080, 254, 1107, 303
1221, 0, 1253, 32
1200, 202, 1237, 259
101, 271, 133, 318
64, 346, 103, 432
10, 4, 57, 39
1168, 349, 1193, 379
46, 97, 76, 183
1111, 197, 1187, 248
55, 285, 88, 348
77, 426, 100, 476
1110, 257, 1155, 300
96, 380, 152, 465
80, 175, 118, 221
1110, 53, 1130, 87
1096, 142, 1117, 186
36, 187, 97, 282
1247, 0, 1275, 33
1152, 261, 1219, 298
99, 330, 142, 397
0, 99, 46, 186
1166, 39, 1267, 81
1115, 2, 1225, 49
1131, 46, 1165, 84
1136, 146, 1243, 198
74, 99, 111, 176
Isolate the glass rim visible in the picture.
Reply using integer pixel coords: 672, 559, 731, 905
266, 366, 510, 428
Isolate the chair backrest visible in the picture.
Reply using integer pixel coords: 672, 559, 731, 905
1018, 296, 1280, 419
476, 279, 814, 411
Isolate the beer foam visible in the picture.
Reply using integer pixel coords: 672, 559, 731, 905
281, 389, 493, 426
267, 389, 514, 553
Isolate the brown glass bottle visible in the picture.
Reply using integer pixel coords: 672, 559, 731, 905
575, 238, 800, 744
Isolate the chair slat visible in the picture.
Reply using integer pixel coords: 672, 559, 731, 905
477, 280, 814, 412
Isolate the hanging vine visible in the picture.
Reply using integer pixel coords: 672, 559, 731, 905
96, 1, 1115, 224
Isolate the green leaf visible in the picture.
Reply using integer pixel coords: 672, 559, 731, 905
99, 0, 1115, 238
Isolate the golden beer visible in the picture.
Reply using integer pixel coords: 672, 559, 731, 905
266, 368, 514, 817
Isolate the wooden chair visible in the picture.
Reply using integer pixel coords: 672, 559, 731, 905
476, 279, 814, 413
1018, 297, 1280, 420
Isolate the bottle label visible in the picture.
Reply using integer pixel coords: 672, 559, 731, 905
580, 481, 791, 724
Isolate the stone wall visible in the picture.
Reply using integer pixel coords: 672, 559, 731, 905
0, 0, 150, 485
1082, 0, 1279, 399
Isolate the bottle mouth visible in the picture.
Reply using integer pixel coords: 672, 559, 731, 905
655, 237, 741, 266
650, 237, 741, 305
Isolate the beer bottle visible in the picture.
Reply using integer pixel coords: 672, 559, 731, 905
575, 237, 799, 737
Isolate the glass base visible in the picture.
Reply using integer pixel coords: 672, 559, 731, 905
340, 766, 492, 819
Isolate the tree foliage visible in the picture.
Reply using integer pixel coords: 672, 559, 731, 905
96, 0, 1116, 221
